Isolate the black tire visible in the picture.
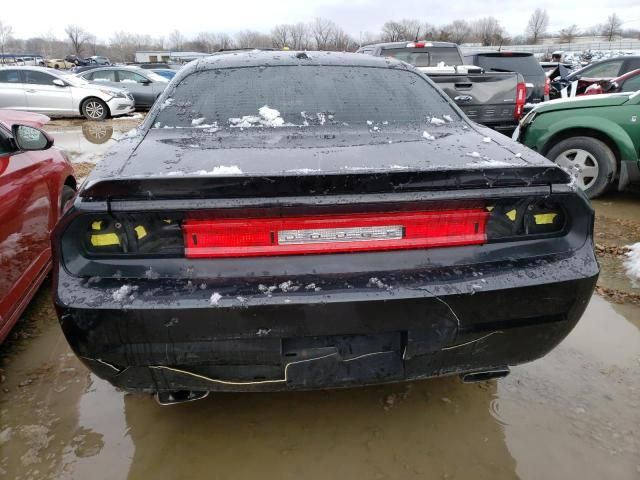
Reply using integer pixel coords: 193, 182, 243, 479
60, 185, 76, 214
81, 98, 109, 121
546, 136, 616, 199
54, 64, 60, 69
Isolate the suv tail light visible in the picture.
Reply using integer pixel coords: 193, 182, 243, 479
544, 77, 550, 97
514, 82, 527, 120
183, 210, 489, 258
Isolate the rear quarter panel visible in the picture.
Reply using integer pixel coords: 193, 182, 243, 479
525, 106, 640, 161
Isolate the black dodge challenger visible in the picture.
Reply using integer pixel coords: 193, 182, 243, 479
53, 51, 598, 404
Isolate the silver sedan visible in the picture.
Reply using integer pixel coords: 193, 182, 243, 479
76, 66, 168, 109
0, 66, 134, 120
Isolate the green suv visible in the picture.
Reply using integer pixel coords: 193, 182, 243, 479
516, 92, 640, 198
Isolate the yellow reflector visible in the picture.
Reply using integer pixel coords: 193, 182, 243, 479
91, 220, 103, 231
134, 225, 147, 239
486, 206, 494, 212
162, 219, 172, 224
90, 233, 120, 247
534, 213, 558, 225
506, 209, 517, 221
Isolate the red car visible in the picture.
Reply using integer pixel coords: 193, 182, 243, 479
0, 110, 76, 342
583, 69, 640, 96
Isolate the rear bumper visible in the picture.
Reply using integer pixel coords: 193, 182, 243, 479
55, 242, 598, 393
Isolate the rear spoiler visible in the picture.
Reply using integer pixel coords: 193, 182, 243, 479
80, 167, 570, 201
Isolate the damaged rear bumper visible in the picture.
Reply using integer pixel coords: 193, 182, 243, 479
55, 242, 598, 393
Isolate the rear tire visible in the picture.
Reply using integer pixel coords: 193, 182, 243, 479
60, 185, 76, 214
546, 136, 616, 199
81, 98, 109, 121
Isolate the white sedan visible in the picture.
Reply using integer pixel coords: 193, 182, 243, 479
0, 66, 135, 120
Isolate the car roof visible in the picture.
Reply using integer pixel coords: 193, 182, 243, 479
359, 41, 458, 50
80, 65, 146, 72
0, 66, 63, 75
189, 50, 412, 71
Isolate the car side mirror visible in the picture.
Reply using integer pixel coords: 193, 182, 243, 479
141, 79, 152, 85
11, 125, 53, 151
53, 79, 66, 87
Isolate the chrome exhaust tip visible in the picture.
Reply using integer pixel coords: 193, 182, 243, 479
155, 390, 210, 406
461, 368, 510, 383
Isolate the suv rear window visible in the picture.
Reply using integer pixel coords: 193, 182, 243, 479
154, 65, 460, 128
474, 54, 542, 76
381, 47, 463, 67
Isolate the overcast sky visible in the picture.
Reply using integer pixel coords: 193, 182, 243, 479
3, 0, 640, 41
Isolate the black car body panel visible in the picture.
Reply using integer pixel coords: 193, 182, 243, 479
53, 51, 598, 394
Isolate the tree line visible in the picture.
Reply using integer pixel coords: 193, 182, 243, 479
0, 13, 638, 63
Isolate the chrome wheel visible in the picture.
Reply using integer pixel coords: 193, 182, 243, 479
84, 101, 105, 120
554, 148, 599, 190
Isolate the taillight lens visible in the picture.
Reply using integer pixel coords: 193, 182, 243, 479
71, 200, 566, 260
183, 210, 489, 258
544, 77, 550, 97
514, 82, 527, 120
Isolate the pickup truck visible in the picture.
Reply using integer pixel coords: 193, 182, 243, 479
357, 41, 526, 134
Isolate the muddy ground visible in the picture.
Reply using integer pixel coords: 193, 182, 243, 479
0, 118, 639, 480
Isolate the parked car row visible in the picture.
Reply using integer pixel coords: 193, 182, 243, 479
0, 64, 171, 119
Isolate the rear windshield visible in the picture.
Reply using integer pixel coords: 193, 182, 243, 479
475, 55, 542, 76
153, 65, 460, 128
381, 47, 463, 67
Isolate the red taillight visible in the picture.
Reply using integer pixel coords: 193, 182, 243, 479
544, 77, 550, 97
183, 210, 489, 258
414, 41, 425, 48
514, 82, 527, 120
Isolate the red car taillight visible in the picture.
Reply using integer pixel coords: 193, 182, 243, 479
544, 77, 550, 97
183, 210, 489, 258
514, 82, 527, 120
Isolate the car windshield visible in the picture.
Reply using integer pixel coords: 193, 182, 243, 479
381, 47, 463, 67
153, 65, 460, 128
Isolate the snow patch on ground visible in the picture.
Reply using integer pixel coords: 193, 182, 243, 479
191, 117, 207, 126
430, 117, 446, 125
482, 137, 492, 143
623, 243, 640, 282
422, 131, 435, 141
467, 151, 482, 158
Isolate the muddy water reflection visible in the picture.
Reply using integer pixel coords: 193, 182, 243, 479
1, 293, 639, 480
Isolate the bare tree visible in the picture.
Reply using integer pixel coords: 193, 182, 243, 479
559, 24, 579, 43
471, 17, 506, 46
289, 23, 309, 50
445, 20, 472, 44
526, 9, 549, 44
235, 30, 271, 48
330, 26, 356, 51
65, 25, 90, 56
271, 24, 291, 49
0, 19, 13, 61
168, 29, 185, 51
602, 13, 622, 41
311, 17, 336, 50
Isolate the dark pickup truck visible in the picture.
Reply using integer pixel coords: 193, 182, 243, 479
357, 41, 526, 134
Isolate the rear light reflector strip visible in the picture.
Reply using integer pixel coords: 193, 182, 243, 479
183, 210, 489, 258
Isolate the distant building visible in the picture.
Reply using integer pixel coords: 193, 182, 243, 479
135, 51, 210, 63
